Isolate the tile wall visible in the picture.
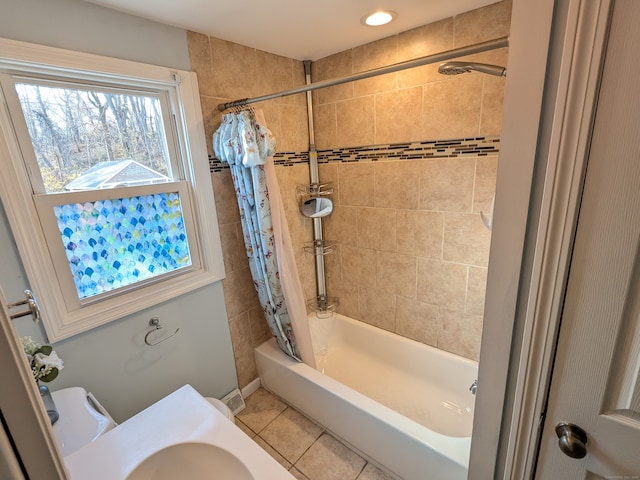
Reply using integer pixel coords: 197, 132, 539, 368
309, 1, 511, 361
188, 0, 511, 387
188, 32, 315, 387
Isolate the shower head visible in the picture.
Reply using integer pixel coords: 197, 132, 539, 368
438, 61, 506, 77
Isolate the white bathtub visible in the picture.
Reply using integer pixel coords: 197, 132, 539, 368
255, 313, 478, 480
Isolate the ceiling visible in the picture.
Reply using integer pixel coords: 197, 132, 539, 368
81, 0, 498, 61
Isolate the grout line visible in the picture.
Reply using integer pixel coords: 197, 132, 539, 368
354, 461, 368, 480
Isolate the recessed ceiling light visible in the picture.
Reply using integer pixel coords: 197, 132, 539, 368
361, 10, 398, 27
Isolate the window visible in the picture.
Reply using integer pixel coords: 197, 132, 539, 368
0, 38, 224, 341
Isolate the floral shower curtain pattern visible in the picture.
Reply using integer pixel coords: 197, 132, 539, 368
213, 110, 301, 361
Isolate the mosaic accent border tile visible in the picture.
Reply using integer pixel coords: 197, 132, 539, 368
209, 136, 500, 172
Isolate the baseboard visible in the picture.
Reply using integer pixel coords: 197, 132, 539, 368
241, 377, 261, 399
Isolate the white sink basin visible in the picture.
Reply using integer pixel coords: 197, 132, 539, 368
127, 443, 253, 480
64, 385, 295, 480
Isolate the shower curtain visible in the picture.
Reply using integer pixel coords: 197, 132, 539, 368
213, 109, 314, 366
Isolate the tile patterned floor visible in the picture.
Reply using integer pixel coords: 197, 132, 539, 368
235, 388, 395, 480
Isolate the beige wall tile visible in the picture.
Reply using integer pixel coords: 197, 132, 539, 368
396, 209, 444, 258
417, 259, 467, 311
358, 287, 396, 332
211, 171, 241, 225
338, 162, 375, 206
248, 305, 273, 347
480, 73, 506, 136
353, 36, 398, 97
397, 18, 454, 61
327, 276, 359, 319
187, 31, 214, 96
375, 87, 423, 145
376, 251, 417, 299
278, 105, 310, 152
397, 64, 441, 90
466, 266, 488, 316
227, 311, 257, 388
422, 74, 483, 139
318, 163, 340, 205
255, 100, 283, 138
313, 103, 337, 151
289, 60, 308, 107
473, 155, 499, 214
354, 72, 397, 99
454, 0, 512, 47
210, 37, 257, 99
336, 96, 375, 148
222, 266, 260, 318
255, 50, 296, 97
287, 164, 312, 211
274, 166, 291, 211
191, 0, 512, 373
443, 213, 492, 267
218, 222, 247, 274
200, 95, 227, 157
324, 243, 342, 279
374, 160, 420, 209
397, 19, 454, 88
396, 296, 439, 346
342, 245, 376, 289
420, 157, 475, 212
357, 207, 396, 252
437, 309, 483, 361
285, 208, 310, 248
323, 205, 358, 247
228, 310, 252, 353
234, 346, 258, 388
312, 50, 354, 105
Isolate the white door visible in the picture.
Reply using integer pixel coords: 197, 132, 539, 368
535, 0, 640, 477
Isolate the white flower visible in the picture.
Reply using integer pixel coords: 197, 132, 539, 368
20, 336, 63, 383
21, 336, 40, 356
33, 351, 64, 371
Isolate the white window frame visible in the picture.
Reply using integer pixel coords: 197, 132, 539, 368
0, 38, 225, 342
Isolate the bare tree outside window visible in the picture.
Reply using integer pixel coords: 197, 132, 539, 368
15, 83, 171, 193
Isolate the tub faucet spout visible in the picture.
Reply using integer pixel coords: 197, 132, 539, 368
469, 379, 478, 395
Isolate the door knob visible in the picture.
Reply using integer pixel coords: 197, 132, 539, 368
555, 422, 588, 459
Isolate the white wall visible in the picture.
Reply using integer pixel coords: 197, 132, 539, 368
0, 0, 190, 70
0, 0, 237, 422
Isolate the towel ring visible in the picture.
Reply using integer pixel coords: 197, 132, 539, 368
144, 317, 180, 346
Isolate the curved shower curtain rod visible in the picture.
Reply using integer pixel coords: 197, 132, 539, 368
217, 35, 509, 112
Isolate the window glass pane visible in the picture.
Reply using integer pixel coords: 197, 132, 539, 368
54, 192, 191, 299
15, 82, 171, 193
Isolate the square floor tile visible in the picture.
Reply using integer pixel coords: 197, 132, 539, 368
260, 407, 323, 463
235, 388, 287, 433
296, 433, 366, 480
253, 435, 292, 470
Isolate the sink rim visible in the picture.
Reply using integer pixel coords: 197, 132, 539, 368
126, 441, 254, 480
